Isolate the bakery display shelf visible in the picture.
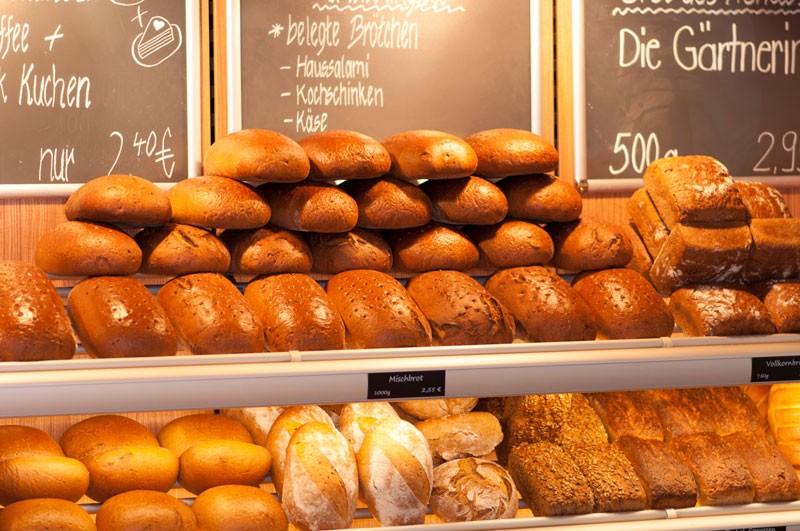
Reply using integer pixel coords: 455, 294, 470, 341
0, 334, 798, 418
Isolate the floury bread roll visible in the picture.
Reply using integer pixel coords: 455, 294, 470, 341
466, 219, 554, 269
157, 273, 265, 354
258, 181, 358, 233
167, 176, 271, 230
668, 284, 776, 336
431, 458, 518, 522
339, 402, 398, 454
191, 485, 288, 531
756, 281, 800, 333
135, 224, 231, 276
340, 177, 432, 229
395, 398, 479, 420
203, 128, 310, 182
283, 422, 358, 531
547, 217, 634, 271
307, 228, 393, 274
389, 223, 480, 273
357, 416, 433, 526
0, 498, 96, 530
221, 225, 312, 275
499, 174, 582, 223
35, 221, 141, 277
465, 128, 559, 178
221, 406, 286, 447
67, 276, 177, 359
95, 490, 198, 530
420, 176, 508, 226
383, 129, 478, 180
65, 174, 172, 227
0, 261, 75, 362
415, 412, 504, 464
298, 129, 391, 181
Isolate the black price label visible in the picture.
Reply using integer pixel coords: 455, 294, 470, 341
367, 370, 446, 400
751, 356, 800, 383
721, 527, 786, 531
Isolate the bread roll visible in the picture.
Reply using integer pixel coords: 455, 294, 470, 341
431, 458, 518, 521
95, 490, 198, 531
395, 398, 479, 420
389, 223, 479, 273
694, 386, 762, 437
643, 155, 747, 228
547, 217, 634, 271
191, 485, 288, 531
326, 269, 432, 349
244, 273, 345, 352
768, 384, 800, 467
466, 128, 558, 178
0, 456, 89, 505
357, 416, 433, 526
742, 218, 800, 282
35, 221, 141, 277
568, 443, 647, 512
203, 128, 310, 183
466, 219, 554, 269
421, 176, 508, 225
157, 413, 254, 458
415, 412, 503, 464
178, 440, 271, 494
571, 268, 674, 339
724, 430, 800, 502
65, 174, 172, 227
60, 415, 160, 462
340, 177, 432, 229
84, 446, 179, 501
735, 180, 793, 219
669, 284, 776, 336
221, 225, 312, 275
220, 406, 286, 447
644, 388, 716, 439
406, 270, 515, 346
167, 176, 271, 230
0, 425, 64, 459
299, 129, 391, 181
157, 273, 265, 355
307, 228, 392, 274
383, 129, 478, 180
485, 266, 597, 342
0, 261, 75, 361
627, 188, 669, 257
136, 224, 231, 275
257, 181, 358, 233
68, 276, 177, 359
585, 391, 664, 441
499, 174, 582, 223
756, 280, 800, 333
339, 402, 398, 454
0, 498, 96, 530
283, 422, 358, 531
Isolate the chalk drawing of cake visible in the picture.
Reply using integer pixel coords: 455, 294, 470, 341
132, 16, 183, 68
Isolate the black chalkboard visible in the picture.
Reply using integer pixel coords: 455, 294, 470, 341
579, 1, 800, 184
0, 1, 199, 192
231, 0, 536, 140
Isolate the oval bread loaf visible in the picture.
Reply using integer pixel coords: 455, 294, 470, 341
95, 490, 198, 531
60, 415, 160, 463
383, 129, 477, 181
167, 176, 271, 230
340, 177, 432, 229
299, 129, 391, 181
178, 440, 271, 495
395, 398, 479, 420
431, 457, 519, 521
466, 128, 559, 178
466, 220, 554, 269
84, 446, 179, 502
136, 224, 231, 275
204, 128, 310, 183
221, 225, 312, 275
415, 412, 504, 464
157, 413, 254, 458
389, 224, 479, 273
308, 228, 393, 274
340, 401, 399, 454
0, 456, 89, 505
0, 498, 96, 530
547, 217, 634, 271
65, 174, 172, 227
0, 425, 64, 459
258, 181, 358, 233
421, 176, 508, 225
499, 174, 582, 223
191, 485, 288, 531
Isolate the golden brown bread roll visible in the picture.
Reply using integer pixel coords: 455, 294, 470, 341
136, 224, 231, 275
178, 440, 271, 494
65, 174, 172, 227
0, 498, 96, 530
383, 129, 477, 181
466, 219, 554, 269
735, 180, 793, 219
244, 273, 345, 352
389, 223, 479, 273
420, 176, 508, 225
157, 273, 265, 355
257, 181, 358, 233
0, 425, 64, 459
547, 217, 634, 271
35, 221, 142, 277
167, 176, 271, 230
299, 129, 391, 181
0, 261, 75, 362
68, 276, 177, 359
60, 415, 161, 463
395, 398, 479, 420
499, 174, 582, 223
191, 485, 288, 531
415, 412, 503, 464
669, 284, 776, 336
221, 225, 312, 275
157, 413, 254, 457
340, 177, 432, 229
95, 490, 198, 530
339, 402, 398, 454
326, 269, 432, 349
466, 128, 558, 178
203, 128, 309, 183
431, 458, 518, 521
406, 270, 515, 346
307, 228, 393, 274
83, 446, 179, 501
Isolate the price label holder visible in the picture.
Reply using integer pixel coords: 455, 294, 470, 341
367, 370, 445, 400
720, 527, 787, 531
751, 356, 800, 383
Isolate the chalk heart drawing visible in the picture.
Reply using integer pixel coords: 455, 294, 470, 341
131, 16, 183, 68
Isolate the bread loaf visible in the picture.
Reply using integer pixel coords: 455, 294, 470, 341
357, 416, 433, 526
669, 284, 776, 336
547, 217, 634, 271
499, 174, 582, 223
383, 129, 477, 180
95, 490, 198, 531
420, 176, 508, 225
60, 415, 161, 462
395, 398, 479, 420
244, 273, 345, 352
622, 222, 654, 281
203, 128, 310, 182
65, 174, 172, 227
35, 221, 141, 277
485, 266, 597, 342
0, 261, 75, 361
585, 391, 664, 441
0, 498, 96, 530
157, 273, 265, 354
157, 413, 254, 458
568, 443, 647, 513
694, 386, 762, 437
768, 384, 800, 467
136, 224, 231, 275
644, 388, 715, 439
167, 176, 271, 230
257, 181, 358, 233
724, 430, 800, 502
0, 425, 64, 459
571, 268, 674, 339
191, 485, 288, 531
339, 402, 398, 454
406, 270, 515, 346
299, 129, 391, 181
415, 412, 503, 464
431, 458, 518, 521
340, 177, 432, 229
220, 406, 286, 447
68, 276, 177, 358
466, 219, 554, 269
0, 454, 89, 505
735, 181, 792, 219
389, 223, 479, 272
307, 228, 392, 274
466, 128, 558, 178
742, 218, 800, 282
178, 440, 271, 494
756, 280, 800, 333
627, 188, 669, 257
326, 269, 432, 349
283, 422, 358, 531
83, 446, 179, 501
221, 225, 312, 275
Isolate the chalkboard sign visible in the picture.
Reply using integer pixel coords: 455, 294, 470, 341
567, 1, 800, 190
0, 0, 202, 195
225, 0, 540, 140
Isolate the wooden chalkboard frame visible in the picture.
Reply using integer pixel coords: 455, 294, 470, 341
215, 0, 553, 144
557, 0, 800, 193
0, 0, 207, 198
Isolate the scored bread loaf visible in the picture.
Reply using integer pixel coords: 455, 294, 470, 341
431, 458, 519, 521
135, 224, 231, 275
585, 391, 664, 441
568, 443, 647, 513
547, 217, 634, 271
466, 128, 558, 178
339, 177, 432, 229
420, 176, 508, 225
221, 225, 312, 275
0, 498, 96, 530
627, 188, 670, 257
395, 398, 479, 421
668, 284, 776, 336
415, 412, 503, 464
755, 281, 800, 333
65, 174, 172, 227
499, 174, 582, 223
258, 181, 358, 233
307, 228, 392, 274
724, 430, 800, 502
0, 261, 75, 362
95, 490, 198, 531
339, 402, 399, 454
466, 219, 554, 269
203, 128, 310, 182
299, 129, 391, 181
167, 176, 272, 230
735, 181, 792, 219
388, 223, 479, 273
191, 485, 288, 531
383, 129, 477, 181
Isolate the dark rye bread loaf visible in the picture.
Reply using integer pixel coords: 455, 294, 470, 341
568, 443, 647, 512
203, 128, 309, 182
754, 281, 800, 333
299, 129, 391, 181
628, 188, 669, 258
547, 217, 633, 271
388, 224, 479, 273
742, 218, 800, 282
735, 181, 792, 219
668, 284, 776, 336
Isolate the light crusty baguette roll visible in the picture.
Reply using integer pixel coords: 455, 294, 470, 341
65, 174, 172, 227
466, 128, 558, 178
95, 490, 198, 530
167, 176, 271, 230
357, 416, 433, 526
431, 458, 519, 521
299, 129, 391, 181
135, 224, 231, 276
0, 498, 96, 530
383, 129, 477, 181
339, 402, 399, 454
178, 440, 271, 494
204, 128, 310, 183
415, 412, 503, 464
283, 422, 359, 531
768, 383, 800, 467
191, 485, 288, 531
